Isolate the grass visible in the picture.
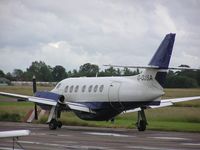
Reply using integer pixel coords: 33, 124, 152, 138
0, 85, 200, 132
163, 88, 200, 107
0, 85, 53, 95
148, 121, 200, 132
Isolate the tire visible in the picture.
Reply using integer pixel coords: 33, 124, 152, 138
137, 120, 146, 131
49, 119, 57, 130
57, 121, 62, 128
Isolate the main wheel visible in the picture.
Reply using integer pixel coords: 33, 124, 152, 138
137, 120, 146, 131
57, 121, 62, 128
49, 119, 57, 130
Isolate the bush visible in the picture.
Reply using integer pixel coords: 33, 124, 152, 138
0, 113, 21, 122
165, 76, 199, 88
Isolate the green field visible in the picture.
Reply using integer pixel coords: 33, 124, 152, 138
0, 85, 200, 132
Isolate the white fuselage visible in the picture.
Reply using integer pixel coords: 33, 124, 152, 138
51, 75, 164, 105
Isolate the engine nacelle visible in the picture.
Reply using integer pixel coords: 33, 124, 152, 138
34, 91, 65, 104
58, 95, 65, 104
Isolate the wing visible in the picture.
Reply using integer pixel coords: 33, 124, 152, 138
124, 96, 200, 113
150, 96, 200, 109
0, 130, 30, 138
0, 92, 92, 113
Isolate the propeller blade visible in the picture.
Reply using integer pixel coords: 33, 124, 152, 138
33, 76, 38, 120
34, 103, 38, 120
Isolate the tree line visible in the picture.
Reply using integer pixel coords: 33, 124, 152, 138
0, 61, 199, 88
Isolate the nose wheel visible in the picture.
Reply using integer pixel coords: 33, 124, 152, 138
136, 109, 148, 131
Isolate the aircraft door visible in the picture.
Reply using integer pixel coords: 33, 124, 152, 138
108, 82, 123, 110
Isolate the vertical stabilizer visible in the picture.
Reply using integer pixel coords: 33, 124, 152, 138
140, 33, 176, 87
149, 33, 175, 69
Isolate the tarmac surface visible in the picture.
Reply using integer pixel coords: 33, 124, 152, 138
0, 122, 200, 150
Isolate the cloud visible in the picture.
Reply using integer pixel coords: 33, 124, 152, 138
0, 0, 199, 73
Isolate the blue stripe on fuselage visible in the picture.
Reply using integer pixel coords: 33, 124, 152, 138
77, 101, 160, 110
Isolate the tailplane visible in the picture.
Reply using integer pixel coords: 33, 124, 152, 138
104, 33, 176, 87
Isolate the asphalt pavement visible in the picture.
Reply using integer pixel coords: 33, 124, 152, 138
0, 122, 200, 150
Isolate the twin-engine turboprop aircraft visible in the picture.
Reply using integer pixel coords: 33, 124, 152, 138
0, 33, 200, 131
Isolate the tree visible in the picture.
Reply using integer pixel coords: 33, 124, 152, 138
72, 69, 79, 77
52, 65, 67, 81
123, 67, 131, 76
12, 69, 24, 81
165, 75, 198, 88
79, 63, 99, 77
197, 70, 200, 86
26, 61, 53, 81
99, 67, 117, 76
40, 65, 53, 81
5, 72, 14, 81
0, 70, 5, 77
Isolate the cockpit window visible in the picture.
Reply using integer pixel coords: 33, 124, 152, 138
56, 83, 61, 89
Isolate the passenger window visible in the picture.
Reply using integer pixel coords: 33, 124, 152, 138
94, 85, 98, 92
99, 85, 104, 92
75, 85, 79, 92
65, 85, 69, 93
70, 85, 74, 93
88, 85, 93, 92
82, 85, 86, 92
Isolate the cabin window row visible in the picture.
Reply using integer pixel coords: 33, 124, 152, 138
64, 85, 104, 93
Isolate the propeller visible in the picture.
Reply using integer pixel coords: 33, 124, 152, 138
33, 75, 38, 120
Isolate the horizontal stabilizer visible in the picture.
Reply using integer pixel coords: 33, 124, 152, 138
0, 130, 31, 138
104, 65, 200, 70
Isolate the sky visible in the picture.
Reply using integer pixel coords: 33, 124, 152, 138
0, 0, 200, 73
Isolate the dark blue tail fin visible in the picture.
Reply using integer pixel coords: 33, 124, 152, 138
147, 33, 175, 87
149, 33, 176, 69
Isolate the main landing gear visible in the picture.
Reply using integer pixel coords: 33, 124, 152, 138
48, 106, 63, 130
136, 109, 148, 131
49, 119, 62, 130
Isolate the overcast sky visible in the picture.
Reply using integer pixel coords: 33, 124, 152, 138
0, 0, 200, 73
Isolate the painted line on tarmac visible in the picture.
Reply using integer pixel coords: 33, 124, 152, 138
127, 146, 186, 150
0, 147, 23, 150
181, 143, 200, 146
55, 140, 78, 144
18, 141, 109, 150
31, 133, 46, 136
31, 132, 69, 137
150, 136, 189, 140
83, 132, 135, 137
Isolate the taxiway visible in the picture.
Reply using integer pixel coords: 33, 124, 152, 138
0, 122, 200, 150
